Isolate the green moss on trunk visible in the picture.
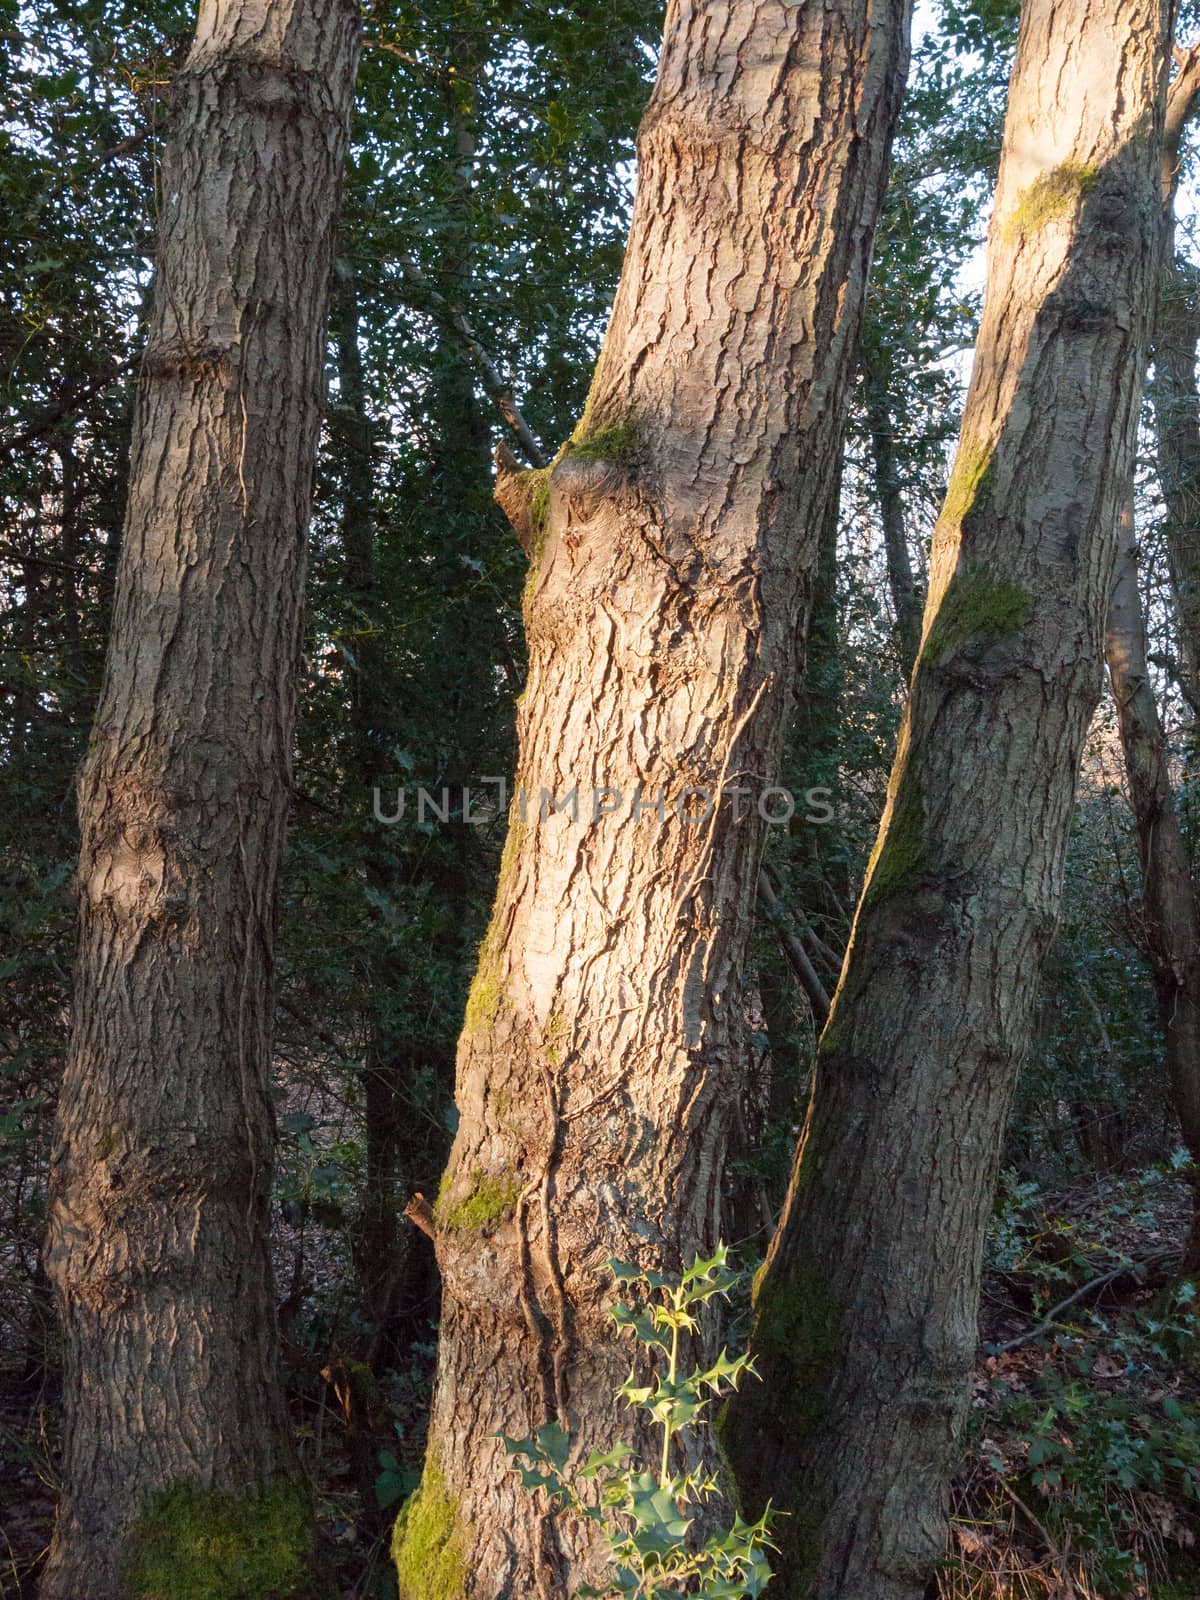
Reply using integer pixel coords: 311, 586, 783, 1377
392, 1459, 466, 1600
922, 566, 1033, 666
719, 1259, 843, 1589
512, 467, 551, 555
1004, 161, 1099, 239
862, 770, 925, 910
461, 819, 524, 1034
569, 415, 640, 464
436, 1165, 521, 1232
938, 439, 994, 530
126, 1479, 310, 1600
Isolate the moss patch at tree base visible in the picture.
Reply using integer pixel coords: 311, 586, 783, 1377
392, 1458, 466, 1600
125, 1478, 311, 1600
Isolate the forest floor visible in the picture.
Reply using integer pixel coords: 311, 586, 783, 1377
1, 1169, 1198, 1599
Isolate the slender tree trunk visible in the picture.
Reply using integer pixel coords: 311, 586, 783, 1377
1154, 257, 1200, 712
1151, 50, 1200, 714
332, 268, 411, 1364
399, 3, 912, 1596
722, 4, 1169, 1597
1106, 493, 1200, 1266
42, 6, 359, 1597
1107, 51, 1200, 1272
862, 349, 923, 678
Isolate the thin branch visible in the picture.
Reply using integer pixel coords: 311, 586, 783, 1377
0, 543, 93, 577
992, 1249, 1174, 1354
757, 870, 832, 1026
0, 358, 135, 460
403, 1193, 436, 1240
397, 254, 548, 469
1163, 41, 1200, 204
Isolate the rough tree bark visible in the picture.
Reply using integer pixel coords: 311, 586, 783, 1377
396, 2, 912, 1596
42, 5, 359, 1596
721, 2, 1169, 1597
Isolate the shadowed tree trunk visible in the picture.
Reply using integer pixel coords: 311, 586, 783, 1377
862, 347, 923, 678
397, 2, 912, 1596
41, 4, 359, 1596
1107, 493, 1200, 1269
1155, 262, 1200, 713
332, 266, 411, 1367
721, 2, 1169, 1597
1107, 48, 1200, 1273
1152, 48, 1200, 716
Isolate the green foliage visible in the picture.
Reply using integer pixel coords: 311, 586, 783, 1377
126, 1479, 310, 1600
501, 1247, 777, 1598
976, 1285, 1200, 1595
392, 1456, 466, 1600
374, 1446, 421, 1510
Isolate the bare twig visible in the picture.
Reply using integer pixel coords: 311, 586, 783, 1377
1163, 41, 1200, 203
757, 869, 832, 1026
397, 254, 548, 469
0, 359, 135, 460
993, 1249, 1174, 1353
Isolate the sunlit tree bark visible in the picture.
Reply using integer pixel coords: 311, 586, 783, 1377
398, 2, 912, 1595
722, 2, 1169, 1596
42, 4, 359, 1595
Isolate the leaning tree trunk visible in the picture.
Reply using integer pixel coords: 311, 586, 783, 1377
398, 2, 912, 1596
1106, 493, 1200, 1270
41, 5, 359, 1597
721, 3, 1168, 1597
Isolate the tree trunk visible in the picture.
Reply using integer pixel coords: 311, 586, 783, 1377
400, 2, 911, 1596
1154, 261, 1200, 712
721, 3, 1168, 1597
41, 5, 359, 1596
862, 348, 923, 678
1106, 492, 1200, 1268
1151, 49, 1200, 714
1108, 50, 1200, 1274
332, 267, 412, 1367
